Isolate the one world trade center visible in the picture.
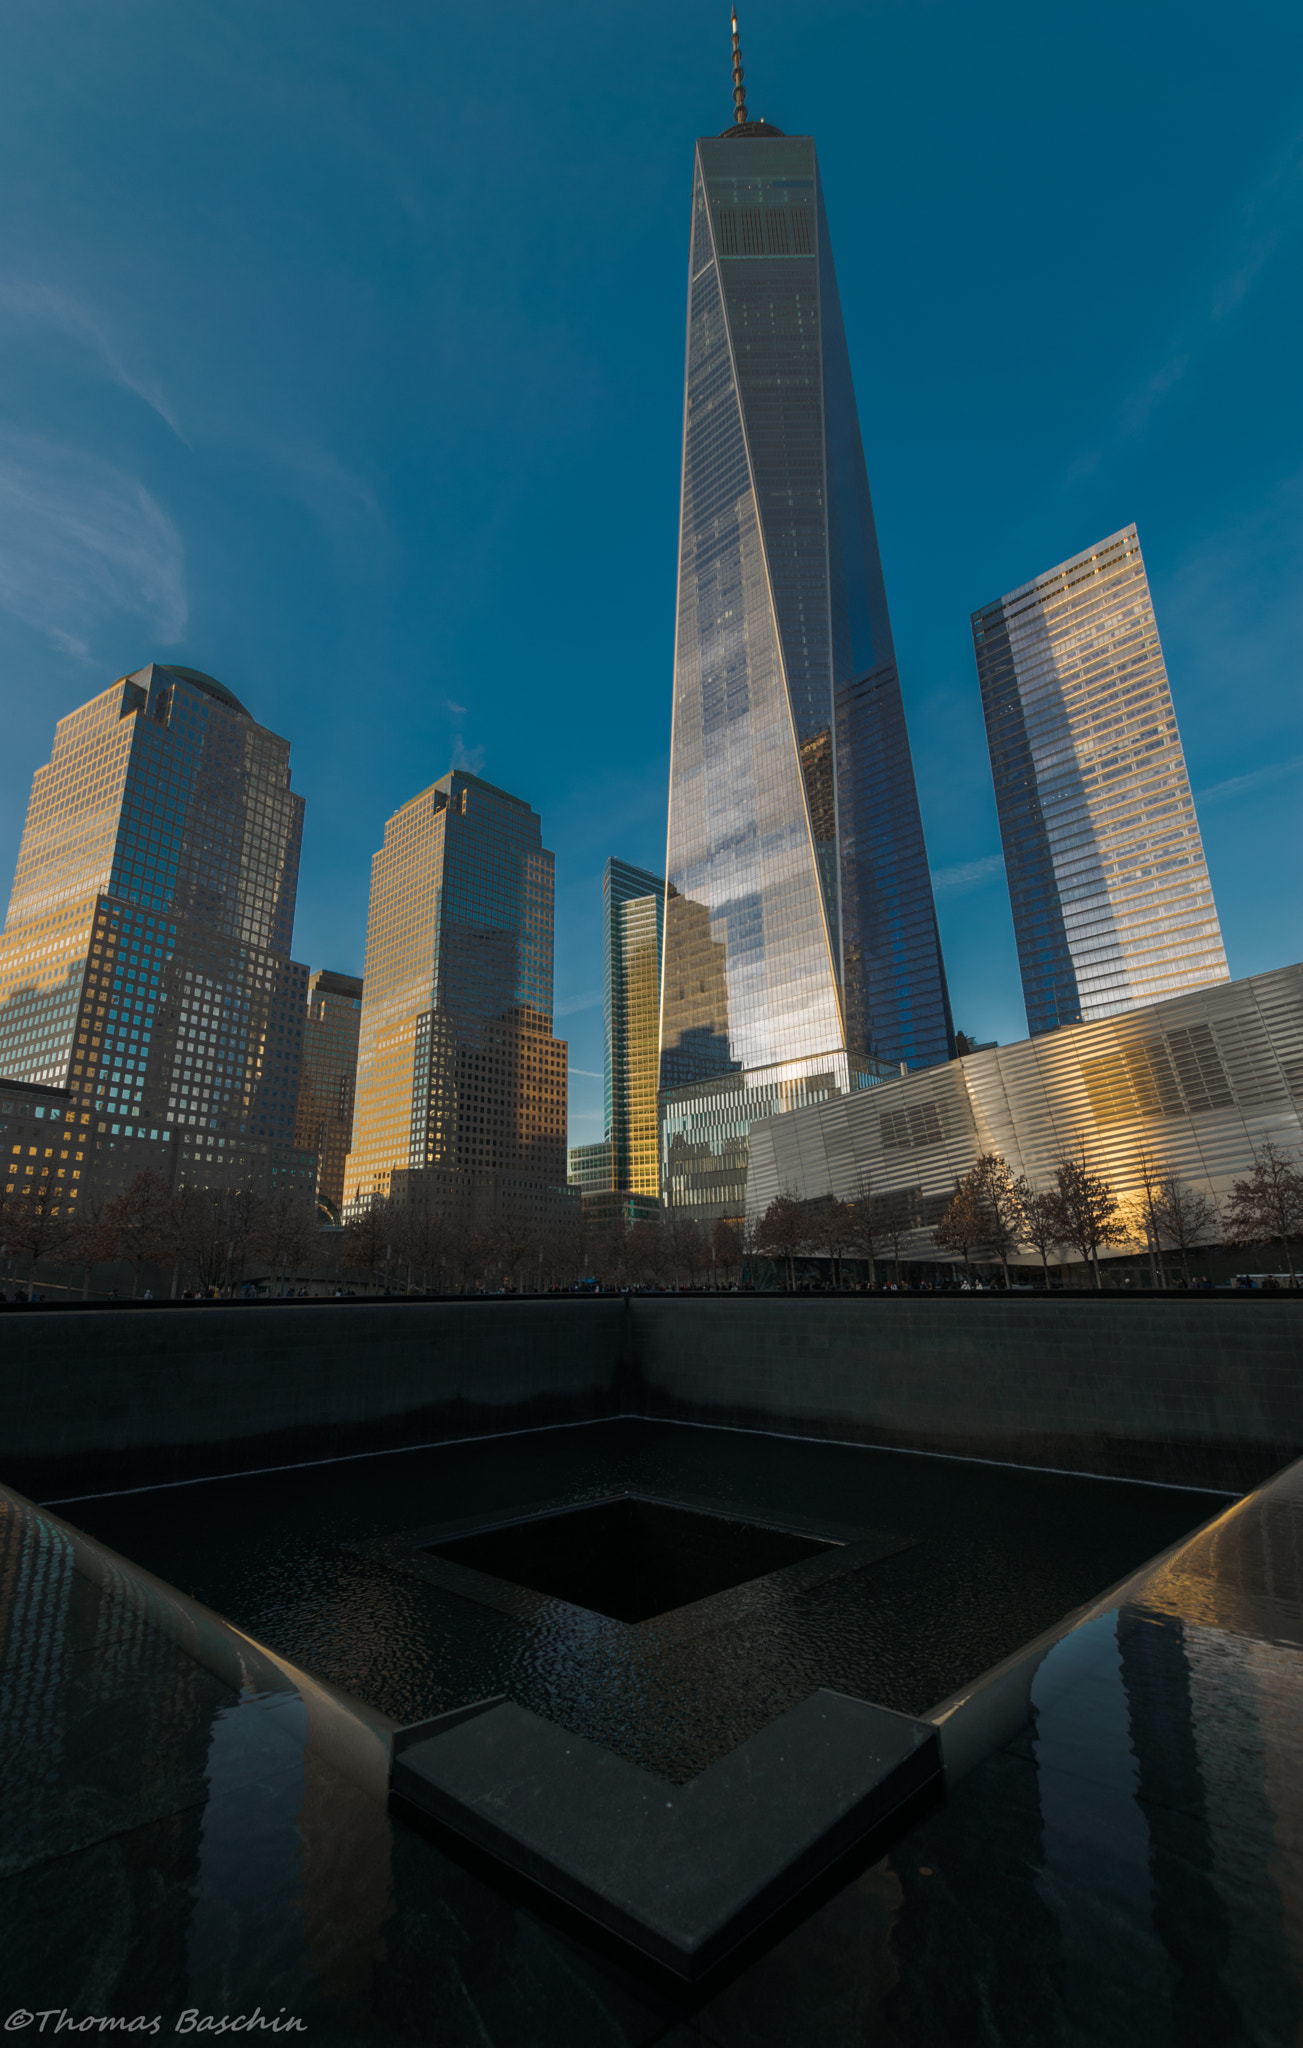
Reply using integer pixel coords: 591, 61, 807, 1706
659, 17, 953, 1219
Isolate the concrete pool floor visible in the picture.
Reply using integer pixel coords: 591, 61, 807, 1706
2, 1421, 1301, 2042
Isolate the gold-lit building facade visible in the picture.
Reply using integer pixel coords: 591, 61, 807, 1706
747, 961, 1303, 1264
344, 770, 567, 1220
0, 664, 313, 1209
972, 526, 1229, 1037
604, 858, 664, 1199
293, 969, 363, 1219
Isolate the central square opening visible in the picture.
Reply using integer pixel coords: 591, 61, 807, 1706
424, 1495, 837, 1623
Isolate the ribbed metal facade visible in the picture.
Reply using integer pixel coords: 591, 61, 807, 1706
747, 962, 1303, 1256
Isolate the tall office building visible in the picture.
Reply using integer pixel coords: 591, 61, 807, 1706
972, 526, 1229, 1037
659, 28, 952, 1220
344, 769, 568, 1220
293, 969, 363, 1219
567, 858, 665, 1226
605, 858, 664, 1199
0, 663, 312, 1207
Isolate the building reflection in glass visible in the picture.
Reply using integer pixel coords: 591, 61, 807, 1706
972, 527, 1229, 1039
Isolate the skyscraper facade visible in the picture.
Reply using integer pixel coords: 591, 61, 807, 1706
293, 968, 363, 1219
0, 663, 312, 1206
604, 857, 664, 1199
658, 48, 951, 1218
344, 769, 567, 1220
972, 526, 1229, 1037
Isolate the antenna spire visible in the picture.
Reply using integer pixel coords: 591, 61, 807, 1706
730, 9, 748, 126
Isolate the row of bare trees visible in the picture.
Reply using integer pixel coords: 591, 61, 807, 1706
0, 1171, 322, 1298
750, 1187, 918, 1289
749, 1140, 1303, 1291
336, 1189, 747, 1295
934, 1142, 1303, 1289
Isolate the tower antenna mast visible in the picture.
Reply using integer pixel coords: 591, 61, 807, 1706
731, 9, 748, 125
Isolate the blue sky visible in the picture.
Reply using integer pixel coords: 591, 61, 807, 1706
2, 0, 1301, 1150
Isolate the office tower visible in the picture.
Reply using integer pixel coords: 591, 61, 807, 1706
0, 663, 312, 1207
605, 858, 664, 1199
658, 28, 952, 1220
971, 526, 1229, 1037
293, 969, 363, 1219
344, 769, 568, 1220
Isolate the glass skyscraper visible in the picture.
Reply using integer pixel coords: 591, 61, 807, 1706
972, 526, 1229, 1037
344, 769, 567, 1220
292, 968, 363, 1220
0, 663, 312, 1208
604, 857, 664, 1199
658, 55, 952, 1218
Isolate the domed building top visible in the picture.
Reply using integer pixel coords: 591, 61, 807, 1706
159, 665, 248, 716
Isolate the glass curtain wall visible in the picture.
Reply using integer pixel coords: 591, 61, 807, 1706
972, 527, 1229, 1037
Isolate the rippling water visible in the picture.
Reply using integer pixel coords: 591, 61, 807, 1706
67, 1419, 1225, 1782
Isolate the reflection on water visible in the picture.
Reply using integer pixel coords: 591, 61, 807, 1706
67, 1419, 1225, 1782
4, 1431, 1303, 2044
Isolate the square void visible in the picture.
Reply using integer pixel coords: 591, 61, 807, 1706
424, 1497, 836, 1624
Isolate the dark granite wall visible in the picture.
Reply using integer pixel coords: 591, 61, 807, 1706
2, 1296, 1299, 1499
630, 1298, 1303, 1490
2, 1300, 629, 1498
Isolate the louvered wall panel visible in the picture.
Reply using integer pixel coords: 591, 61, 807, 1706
743, 964, 1303, 1261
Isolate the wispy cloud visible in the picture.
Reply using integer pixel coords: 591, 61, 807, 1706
0, 281, 184, 439
445, 698, 467, 717
932, 853, 1005, 894
0, 431, 187, 657
1195, 753, 1303, 806
556, 989, 602, 1017
567, 1066, 602, 1078
451, 735, 485, 773
1068, 118, 1303, 476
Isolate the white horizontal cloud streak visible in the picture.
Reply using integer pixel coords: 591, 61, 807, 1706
0, 432, 187, 657
555, 988, 601, 1017
1195, 753, 1303, 805
931, 852, 1005, 894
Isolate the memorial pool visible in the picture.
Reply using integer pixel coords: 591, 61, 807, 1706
64, 1418, 1225, 1783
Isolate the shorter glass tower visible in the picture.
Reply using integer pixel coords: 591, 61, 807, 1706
972, 527, 1229, 1036
604, 858, 664, 1200
0, 663, 312, 1208
293, 969, 363, 1219
344, 770, 568, 1220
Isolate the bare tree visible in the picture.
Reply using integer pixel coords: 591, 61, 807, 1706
1225, 1140, 1303, 1286
65, 1193, 115, 1299
254, 1187, 320, 1297
488, 1208, 537, 1293
932, 1180, 987, 1279
1151, 1172, 1222, 1286
805, 1197, 855, 1291
751, 1192, 811, 1291
967, 1154, 1026, 1287
712, 1216, 742, 1290
876, 1189, 915, 1284
2, 1171, 72, 1292
846, 1179, 882, 1285
1017, 1180, 1064, 1289
1052, 1157, 1124, 1289
101, 1170, 176, 1298
393, 1177, 462, 1293
340, 1196, 393, 1294
1132, 1152, 1170, 1289
629, 1212, 673, 1289
671, 1213, 710, 1289
543, 1209, 588, 1291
